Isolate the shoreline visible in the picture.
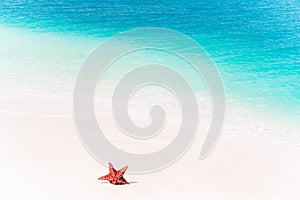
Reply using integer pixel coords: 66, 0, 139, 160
0, 93, 299, 142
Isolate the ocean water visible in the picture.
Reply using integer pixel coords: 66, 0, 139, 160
0, 0, 299, 123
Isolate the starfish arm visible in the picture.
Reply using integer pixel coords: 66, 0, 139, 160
109, 162, 117, 176
98, 174, 112, 181
116, 166, 128, 179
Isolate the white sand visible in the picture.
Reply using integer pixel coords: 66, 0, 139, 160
0, 95, 300, 200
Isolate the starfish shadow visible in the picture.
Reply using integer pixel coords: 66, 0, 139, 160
100, 181, 138, 185
128, 181, 138, 184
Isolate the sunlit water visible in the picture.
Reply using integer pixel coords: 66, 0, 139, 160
0, 0, 299, 124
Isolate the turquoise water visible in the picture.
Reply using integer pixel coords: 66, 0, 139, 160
0, 0, 299, 120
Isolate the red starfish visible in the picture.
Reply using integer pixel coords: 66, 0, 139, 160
98, 163, 129, 185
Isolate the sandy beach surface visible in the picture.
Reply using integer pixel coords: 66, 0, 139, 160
0, 94, 299, 200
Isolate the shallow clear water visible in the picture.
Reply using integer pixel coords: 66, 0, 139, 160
0, 0, 299, 121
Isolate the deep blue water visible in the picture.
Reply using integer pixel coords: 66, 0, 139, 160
0, 0, 299, 119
